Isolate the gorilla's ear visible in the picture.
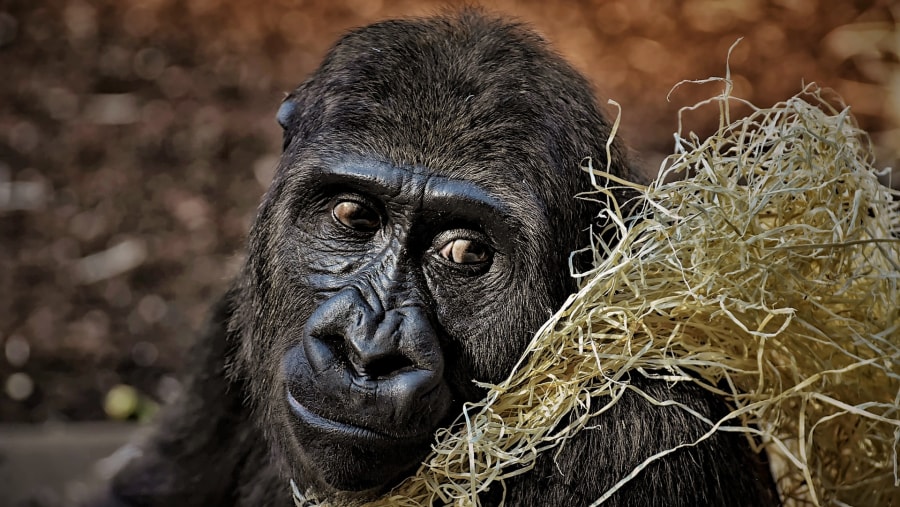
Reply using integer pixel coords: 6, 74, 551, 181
276, 96, 296, 130
277, 95, 299, 151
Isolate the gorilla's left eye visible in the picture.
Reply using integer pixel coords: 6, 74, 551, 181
333, 201, 381, 232
438, 239, 492, 265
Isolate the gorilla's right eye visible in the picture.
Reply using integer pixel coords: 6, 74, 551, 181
438, 239, 491, 265
332, 201, 380, 232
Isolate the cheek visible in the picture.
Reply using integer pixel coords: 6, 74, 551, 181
427, 262, 554, 385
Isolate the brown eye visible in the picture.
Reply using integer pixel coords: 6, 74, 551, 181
333, 201, 380, 231
439, 239, 491, 264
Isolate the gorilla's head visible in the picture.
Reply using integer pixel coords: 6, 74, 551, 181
230, 11, 630, 498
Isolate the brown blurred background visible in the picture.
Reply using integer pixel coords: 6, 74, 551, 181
1, 0, 898, 441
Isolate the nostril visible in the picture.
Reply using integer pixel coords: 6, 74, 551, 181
363, 354, 415, 379
319, 334, 344, 348
315, 333, 414, 379
311, 334, 348, 364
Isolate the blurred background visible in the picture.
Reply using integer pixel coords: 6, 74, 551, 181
0, 0, 898, 503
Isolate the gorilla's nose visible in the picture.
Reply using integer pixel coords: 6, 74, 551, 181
303, 289, 444, 381
343, 309, 416, 379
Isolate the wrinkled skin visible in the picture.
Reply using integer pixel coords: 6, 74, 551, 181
91, 11, 780, 507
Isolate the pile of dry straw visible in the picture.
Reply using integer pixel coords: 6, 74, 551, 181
299, 80, 900, 506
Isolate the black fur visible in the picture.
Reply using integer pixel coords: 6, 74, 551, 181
92, 11, 779, 507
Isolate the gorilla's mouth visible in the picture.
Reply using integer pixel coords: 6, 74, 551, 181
286, 388, 431, 442
284, 384, 442, 492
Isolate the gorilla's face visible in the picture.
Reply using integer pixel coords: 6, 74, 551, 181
230, 13, 616, 498
260, 152, 564, 493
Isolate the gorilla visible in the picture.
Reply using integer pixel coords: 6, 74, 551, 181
94, 10, 779, 507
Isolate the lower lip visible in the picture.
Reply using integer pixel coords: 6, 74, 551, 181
287, 391, 413, 441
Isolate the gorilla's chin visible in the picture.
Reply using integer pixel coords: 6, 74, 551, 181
285, 390, 436, 492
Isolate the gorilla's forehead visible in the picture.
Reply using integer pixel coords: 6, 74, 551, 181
295, 17, 574, 173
